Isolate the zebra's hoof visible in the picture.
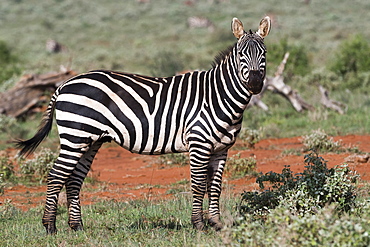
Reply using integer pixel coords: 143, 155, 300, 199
191, 215, 205, 230
70, 223, 84, 231
209, 218, 223, 231
193, 221, 205, 231
44, 223, 57, 235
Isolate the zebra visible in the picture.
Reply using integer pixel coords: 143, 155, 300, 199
16, 16, 271, 234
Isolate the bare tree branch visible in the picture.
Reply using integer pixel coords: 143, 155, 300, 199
318, 85, 346, 114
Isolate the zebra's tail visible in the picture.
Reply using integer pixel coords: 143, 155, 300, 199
15, 91, 59, 157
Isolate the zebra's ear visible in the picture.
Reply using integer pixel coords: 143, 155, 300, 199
256, 16, 271, 38
232, 18, 245, 39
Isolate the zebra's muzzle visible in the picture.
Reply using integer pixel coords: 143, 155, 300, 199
247, 70, 264, 94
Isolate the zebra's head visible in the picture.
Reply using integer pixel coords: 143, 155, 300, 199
232, 16, 271, 94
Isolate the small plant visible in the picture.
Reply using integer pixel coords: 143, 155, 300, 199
302, 129, 342, 152
0, 114, 17, 134
240, 150, 358, 218
0, 155, 15, 180
0, 40, 21, 84
19, 148, 57, 183
225, 153, 257, 179
238, 128, 261, 148
330, 34, 370, 77
0, 155, 15, 194
159, 153, 189, 166
0, 174, 5, 195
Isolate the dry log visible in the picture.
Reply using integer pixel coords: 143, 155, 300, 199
318, 85, 346, 114
248, 95, 268, 111
0, 70, 77, 118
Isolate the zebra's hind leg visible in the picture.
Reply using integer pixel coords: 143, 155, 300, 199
65, 141, 104, 231
206, 152, 227, 231
42, 143, 87, 234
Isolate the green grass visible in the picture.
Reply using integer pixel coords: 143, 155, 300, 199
2, 188, 370, 246
0, 195, 230, 246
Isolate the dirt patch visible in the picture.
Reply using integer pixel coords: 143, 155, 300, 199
1, 135, 369, 211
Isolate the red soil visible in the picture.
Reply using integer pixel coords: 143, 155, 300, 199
1, 135, 369, 211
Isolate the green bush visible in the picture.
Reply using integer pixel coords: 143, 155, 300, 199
230, 205, 370, 246
328, 34, 370, 91
0, 114, 17, 130
0, 40, 21, 84
19, 148, 57, 183
330, 34, 370, 77
239, 150, 358, 217
0, 115, 18, 137
225, 153, 257, 179
302, 129, 342, 152
0, 156, 15, 194
267, 38, 311, 78
238, 128, 261, 148
0, 156, 15, 180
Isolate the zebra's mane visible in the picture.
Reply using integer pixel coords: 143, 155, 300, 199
212, 44, 235, 68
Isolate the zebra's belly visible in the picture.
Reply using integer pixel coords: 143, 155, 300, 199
120, 134, 189, 155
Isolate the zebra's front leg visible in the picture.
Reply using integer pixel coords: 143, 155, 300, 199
65, 141, 103, 231
189, 145, 212, 230
207, 152, 227, 231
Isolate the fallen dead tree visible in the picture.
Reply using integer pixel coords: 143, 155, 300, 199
249, 52, 314, 112
318, 85, 346, 114
0, 69, 77, 118
249, 52, 344, 113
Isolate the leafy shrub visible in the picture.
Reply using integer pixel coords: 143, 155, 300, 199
0, 155, 15, 181
238, 128, 261, 148
230, 205, 370, 246
0, 155, 15, 195
330, 34, 370, 77
239, 150, 358, 218
0, 174, 4, 195
19, 148, 57, 183
341, 71, 370, 91
0, 41, 21, 84
225, 153, 257, 179
0, 114, 17, 134
267, 38, 311, 78
326, 34, 370, 91
302, 129, 342, 152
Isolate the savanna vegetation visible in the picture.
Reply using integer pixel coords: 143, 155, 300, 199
1, 0, 369, 246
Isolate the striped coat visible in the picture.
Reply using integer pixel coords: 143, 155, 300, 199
16, 16, 271, 234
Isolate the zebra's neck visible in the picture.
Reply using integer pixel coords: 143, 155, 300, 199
203, 46, 251, 123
